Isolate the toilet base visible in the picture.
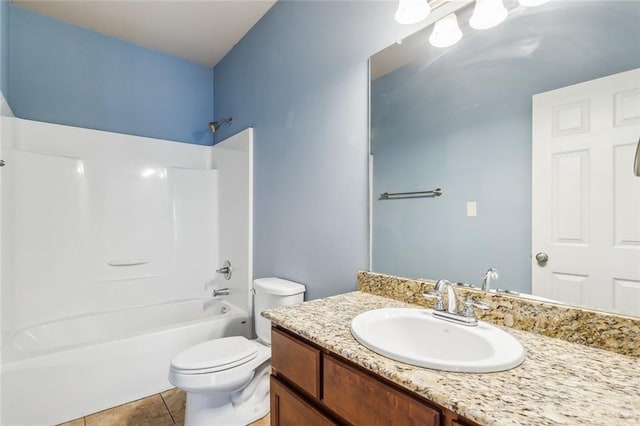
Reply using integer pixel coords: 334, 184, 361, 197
183, 361, 271, 426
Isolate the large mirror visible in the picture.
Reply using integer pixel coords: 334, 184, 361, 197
370, 0, 640, 316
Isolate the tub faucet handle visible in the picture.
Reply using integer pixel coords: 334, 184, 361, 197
216, 260, 233, 280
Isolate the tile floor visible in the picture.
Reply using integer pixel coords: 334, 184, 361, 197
58, 389, 270, 426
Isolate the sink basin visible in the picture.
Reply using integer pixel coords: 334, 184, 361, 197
350, 308, 525, 373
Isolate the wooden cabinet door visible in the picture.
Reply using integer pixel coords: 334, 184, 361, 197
322, 354, 441, 426
271, 328, 321, 399
270, 376, 336, 426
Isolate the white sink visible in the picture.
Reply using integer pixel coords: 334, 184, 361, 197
350, 308, 525, 373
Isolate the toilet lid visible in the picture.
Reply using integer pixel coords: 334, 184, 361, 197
171, 336, 257, 373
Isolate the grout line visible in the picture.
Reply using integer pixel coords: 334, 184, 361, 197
159, 392, 177, 424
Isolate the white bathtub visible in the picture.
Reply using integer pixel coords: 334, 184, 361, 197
1, 299, 249, 426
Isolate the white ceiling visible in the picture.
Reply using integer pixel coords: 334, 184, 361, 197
12, 0, 277, 67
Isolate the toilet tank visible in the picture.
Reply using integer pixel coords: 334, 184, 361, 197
253, 277, 305, 344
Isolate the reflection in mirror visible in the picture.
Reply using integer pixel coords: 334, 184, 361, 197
370, 0, 640, 316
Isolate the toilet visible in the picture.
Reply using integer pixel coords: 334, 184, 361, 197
169, 277, 306, 426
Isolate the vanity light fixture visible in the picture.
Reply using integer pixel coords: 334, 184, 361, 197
517, 0, 550, 6
429, 13, 463, 48
395, 0, 431, 25
397, 0, 530, 49
469, 0, 508, 30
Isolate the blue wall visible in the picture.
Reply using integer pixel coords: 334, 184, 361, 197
213, 1, 427, 300
0, 0, 9, 99
9, 6, 214, 145
371, 1, 640, 292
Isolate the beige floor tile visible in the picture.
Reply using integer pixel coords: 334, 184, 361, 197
249, 413, 270, 426
159, 388, 270, 426
160, 388, 186, 425
58, 418, 85, 426
85, 394, 173, 426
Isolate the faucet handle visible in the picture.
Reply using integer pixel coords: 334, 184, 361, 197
216, 260, 233, 280
423, 291, 445, 311
462, 297, 490, 318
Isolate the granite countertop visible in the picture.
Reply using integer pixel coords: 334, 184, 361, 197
263, 291, 640, 426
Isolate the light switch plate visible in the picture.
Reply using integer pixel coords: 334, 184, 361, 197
467, 201, 477, 217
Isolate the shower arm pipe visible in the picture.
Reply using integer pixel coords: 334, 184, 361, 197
208, 117, 233, 133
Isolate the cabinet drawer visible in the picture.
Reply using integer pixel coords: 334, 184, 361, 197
323, 354, 441, 426
271, 376, 336, 426
271, 328, 321, 399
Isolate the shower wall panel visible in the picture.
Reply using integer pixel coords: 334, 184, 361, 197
2, 118, 218, 332
211, 128, 254, 320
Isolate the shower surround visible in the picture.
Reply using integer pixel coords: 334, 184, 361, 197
0, 118, 254, 425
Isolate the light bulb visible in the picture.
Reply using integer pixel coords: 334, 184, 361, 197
395, 0, 431, 25
518, 0, 550, 6
469, 0, 508, 30
429, 13, 463, 48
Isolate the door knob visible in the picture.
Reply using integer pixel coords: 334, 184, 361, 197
535, 252, 549, 266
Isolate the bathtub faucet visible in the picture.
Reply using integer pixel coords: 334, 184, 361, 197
212, 288, 230, 298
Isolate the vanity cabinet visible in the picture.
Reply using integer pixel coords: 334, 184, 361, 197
270, 327, 479, 426
271, 377, 337, 426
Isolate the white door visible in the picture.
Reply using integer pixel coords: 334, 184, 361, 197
532, 68, 640, 315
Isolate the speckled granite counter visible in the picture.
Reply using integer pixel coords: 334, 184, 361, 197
358, 271, 640, 357
263, 291, 640, 426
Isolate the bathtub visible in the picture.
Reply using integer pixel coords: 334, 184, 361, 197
1, 299, 249, 426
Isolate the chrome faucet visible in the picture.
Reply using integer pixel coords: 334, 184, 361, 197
481, 268, 499, 292
424, 279, 489, 326
212, 287, 230, 298
434, 279, 458, 313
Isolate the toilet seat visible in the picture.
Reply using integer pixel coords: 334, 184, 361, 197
171, 336, 258, 375
169, 338, 271, 397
